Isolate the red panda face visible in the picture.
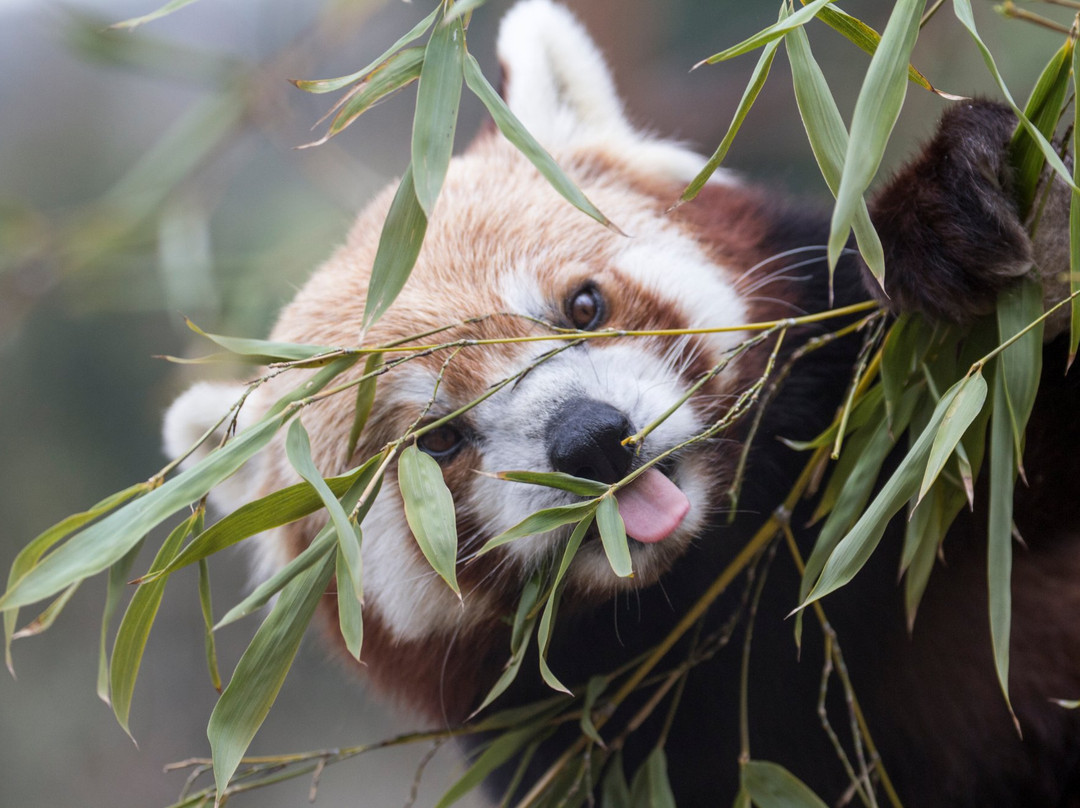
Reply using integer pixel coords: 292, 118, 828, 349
164, 0, 763, 663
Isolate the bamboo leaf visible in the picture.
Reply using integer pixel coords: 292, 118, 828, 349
537, 516, 592, 694
804, 380, 961, 606
412, 14, 465, 216
741, 760, 829, 808
184, 318, 334, 363
345, 352, 383, 464
903, 479, 965, 628
110, 509, 199, 736
291, 6, 440, 93
215, 463, 380, 628
494, 470, 608, 497
463, 53, 616, 231
285, 419, 363, 598
596, 495, 632, 578
11, 583, 80, 639
477, 500, 598, 554
828, 0, 926, 269
197, 559, 222, 692
5, 481, 147, 675
917, 372, 988, 504
580, 674, 608, 748
148, 457, 379, 583
0, 412, 288, 614
1009, 33, 1074, 217
601, 751, 631, 808
952, 0, 1080, 196
997, 279, 1044, 472
471, 575, 543, 717
697, 0, 836, 64
310, 48, 426, 145
786, 22, 884, 279
336, 539, 364, 660
988, 367, 1018, 723
363, 164, 428, 328
681, 18, 782, 203
629, 747, 676, 808
208, 550, 337, 798
434, 725, 541, 808
97, 540, 144, 703
398, 444, 460, 594
111, 0, 201, 29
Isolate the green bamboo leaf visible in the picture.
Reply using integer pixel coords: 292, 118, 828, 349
265, 356, 360, 420
477, 500, 598, 554
110, 509, 199, 736
398, 444, 460, 594
786, 22, 884, 279
98, 540, 144, 703
5, 481, 147, 675
734, 787, 753, 808
311, 48, 426, 145
215, 462, 380, 628
537, 516, 592, 694
285, 419, 363, 597
917, 372, 988, 504
804, 380, 961, 606
216, 529, 336, 629
463, 53, 616, 231
147, 457, 379, 583
596, 495, 632, 578
698, 0, 836, 64
580, 674, 608, 748
681, 16, 782, 203
801, 384, 920, 599
208, 549, 336, 798
879, 314, 924, 427
997, 279, 1044, 472
363, 164, 428, 329
184, 318, 334, 363
988, 368, 1018, 723
629, 747, 676, 808
1072, 34, 1080, 368
903, 479, 966, 628
443, 0, 488, 23
471, 574, 543, 717
809, 4, 938, 92
741, 760, 829, 808
345, 352, 383, 464
827, 0, 926, 269
412, 14, 465, 216
336, 540, 364, 660
0, 413, 288, 614
11, 583, 80, 640
434, 725, 541, 808
601, 751, 631, 808
494, 470, 609, 497
197, 559, 222, 692
1010, 34, 1074, 217
110, 0, 200, 29
291, 7, 439, 93
952, 0, 1080, 196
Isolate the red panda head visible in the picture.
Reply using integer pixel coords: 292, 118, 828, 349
164, 0, 774, 720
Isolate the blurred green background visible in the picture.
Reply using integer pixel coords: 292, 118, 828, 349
0, 0, 1069, 805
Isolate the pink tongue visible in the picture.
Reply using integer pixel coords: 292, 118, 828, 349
615, 468, 691, 544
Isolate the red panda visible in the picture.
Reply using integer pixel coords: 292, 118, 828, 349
164, 2, 1080, 805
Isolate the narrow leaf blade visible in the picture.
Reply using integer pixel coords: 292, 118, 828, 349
398, 445, 460, 593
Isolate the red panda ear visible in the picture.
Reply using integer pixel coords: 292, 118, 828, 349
495, 0, 632, 148
494, 1, 735, 187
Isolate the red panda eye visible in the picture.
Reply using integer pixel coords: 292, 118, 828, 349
567, 285, 604, 330
416, 425, 463, 459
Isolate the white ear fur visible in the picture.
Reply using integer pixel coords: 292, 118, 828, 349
496, 0, 734, 185
162, 381, 260, 515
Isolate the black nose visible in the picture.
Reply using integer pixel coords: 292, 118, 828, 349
547, 398, 634, 484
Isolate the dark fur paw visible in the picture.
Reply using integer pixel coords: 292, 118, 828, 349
868, 100, 1033, 323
